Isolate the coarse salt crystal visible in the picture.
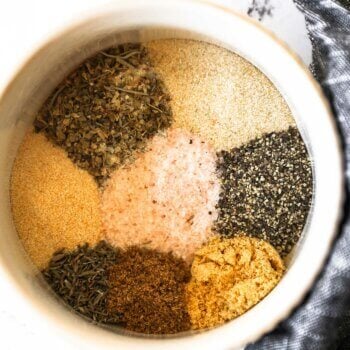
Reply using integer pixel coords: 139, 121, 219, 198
101, 128, 220, 262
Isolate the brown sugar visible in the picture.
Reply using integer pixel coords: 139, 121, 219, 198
10, 131, 103, 269
186, 236, 285, 329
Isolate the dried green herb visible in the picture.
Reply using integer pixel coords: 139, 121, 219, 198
34, 43, 172, 185
42, 241, 122, 325
214, 127, 313, 257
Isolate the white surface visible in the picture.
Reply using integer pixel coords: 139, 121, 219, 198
0, 1, 313, 349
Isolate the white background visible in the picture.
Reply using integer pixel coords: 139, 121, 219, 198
0, 0, 311, 349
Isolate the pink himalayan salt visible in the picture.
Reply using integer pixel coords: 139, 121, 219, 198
101, 128, 220, 262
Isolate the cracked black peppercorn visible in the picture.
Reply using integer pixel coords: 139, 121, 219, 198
214, 127, 313, 257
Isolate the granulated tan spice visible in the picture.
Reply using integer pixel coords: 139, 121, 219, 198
146, 39, 295, 150
101, 128, 220, 262
108, 246, 191, 334
11, 131, 102, 269
186, 236, 284, 329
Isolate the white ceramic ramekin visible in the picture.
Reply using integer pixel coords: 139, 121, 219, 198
0, 0, 344, 349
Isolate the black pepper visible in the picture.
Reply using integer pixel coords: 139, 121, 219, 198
214, 127, 313, 257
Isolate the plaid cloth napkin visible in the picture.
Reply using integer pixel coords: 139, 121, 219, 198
247, 1, 350, 349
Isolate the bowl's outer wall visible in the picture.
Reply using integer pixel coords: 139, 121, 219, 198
0, 1, 343, 349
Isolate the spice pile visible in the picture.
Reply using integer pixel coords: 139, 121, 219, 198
101, 128, 220, 262
186, 237, 284, 329
108, 246, 191, 334
43, 237, 283, 334
42, 241, 121, 325
43, 242, 191, 334
146, 39, 295, 150
10, 39, 313, 335
11, 131, 102, 269
214, 127, 313, 257
34, 43, 172, 185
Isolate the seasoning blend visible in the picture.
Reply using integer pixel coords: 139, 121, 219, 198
10, 39, 314, 335
43, 242, 191, 334
108, 247, 191, 334
186, 237, 285, 329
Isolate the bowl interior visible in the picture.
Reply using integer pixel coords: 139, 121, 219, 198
0, 1, 343, 349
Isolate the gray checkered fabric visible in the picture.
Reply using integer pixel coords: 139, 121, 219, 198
247, 1, 350, 349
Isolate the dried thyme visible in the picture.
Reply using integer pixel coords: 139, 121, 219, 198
42, 241, 122, 325
34, 43, 172, 185
214, 127, 313, 257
